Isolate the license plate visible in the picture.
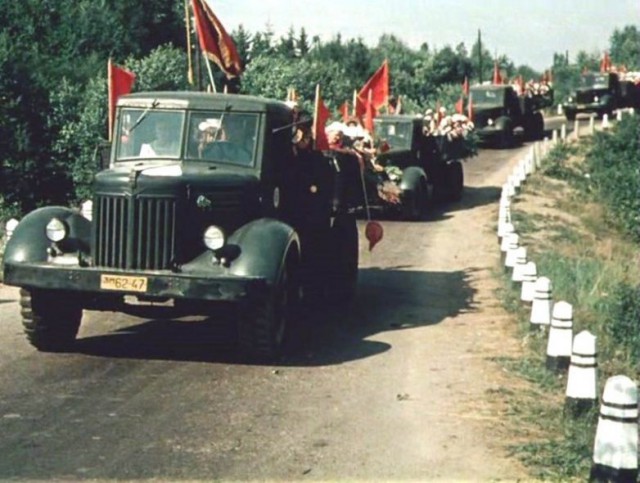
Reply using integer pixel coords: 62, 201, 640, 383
100, 274, 148, 293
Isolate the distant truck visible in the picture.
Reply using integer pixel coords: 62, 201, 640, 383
470, 84, 552, 147
346, 114, 472, 220
564, 72, 640, 120
2, 92, 361, 362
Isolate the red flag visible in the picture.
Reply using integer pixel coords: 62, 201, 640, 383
339, 101, 349, 122
108, 59, 136, 141
455, 96, 464, 114
357, 59, 389, 115
363, 89, 375, 133
313, 84, 330, 151
191, 0, 243, 78
600, 52, 611, 73
462, 76, 469, 97
492, 61, 503, 84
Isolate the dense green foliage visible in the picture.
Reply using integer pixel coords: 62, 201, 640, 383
0, 0, 637, 219
584, 115, 640, 241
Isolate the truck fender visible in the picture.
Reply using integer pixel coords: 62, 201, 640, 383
226, 218, 300, 286
494, 116, 513, 131
399, 166, 426, 192
3, 206, 91, 264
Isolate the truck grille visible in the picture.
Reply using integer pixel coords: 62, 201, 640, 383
94, 195, 177, 270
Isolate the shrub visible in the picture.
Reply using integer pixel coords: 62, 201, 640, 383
605, 282, 640, 361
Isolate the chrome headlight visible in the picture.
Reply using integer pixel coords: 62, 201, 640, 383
487, 118, 494, 126
45, 218, 68, 242
567, 96, 573, 103
594, 96, 599, 103
203, 225, 225, 250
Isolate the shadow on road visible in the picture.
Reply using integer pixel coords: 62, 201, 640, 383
424, 185, 502, 222
74, 266, 477, 366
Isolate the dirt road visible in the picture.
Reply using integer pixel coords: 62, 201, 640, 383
0, 144, 532, 481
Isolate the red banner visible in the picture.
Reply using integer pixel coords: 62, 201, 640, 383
356, 59, 389, 117
191, 0, 243, 78
108, 59, 136, 141
313, 85, 330, 151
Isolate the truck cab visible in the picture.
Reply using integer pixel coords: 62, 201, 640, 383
3, 92, 359, 361
564, 72, 620, 120
471, 84, 546, 147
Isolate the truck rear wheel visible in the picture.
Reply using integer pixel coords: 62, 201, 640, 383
238, 252, 301, 361
327, 213, 359, 304
446, 161, 464, 202
20, 288, 82, 352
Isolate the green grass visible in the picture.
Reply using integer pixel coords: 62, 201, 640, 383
494, 127, 640, 480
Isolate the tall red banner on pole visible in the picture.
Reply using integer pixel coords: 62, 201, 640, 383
108, 59, 136, 141
191, 0, 243, 78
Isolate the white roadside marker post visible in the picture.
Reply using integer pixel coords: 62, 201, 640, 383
530, 276, 552, 328
504, 234, 520, 272
590, 375, 638, 483
545, 301, 573, 372
565, 330, 597, 417
520, 261, 537, 304
510, 246, 528, 285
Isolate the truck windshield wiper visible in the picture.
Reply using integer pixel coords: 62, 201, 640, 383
128, 99, 159, 134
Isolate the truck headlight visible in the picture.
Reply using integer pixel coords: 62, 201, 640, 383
45, 218, 68, 242
487, 118, 494, 126
567, 96, 573, 103
203, 225, 225, 250
594, 96, 599, 103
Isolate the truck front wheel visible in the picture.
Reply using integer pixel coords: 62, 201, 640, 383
20, 288, 83, 352
238, 252, 301, 361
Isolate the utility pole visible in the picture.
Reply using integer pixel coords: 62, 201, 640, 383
477, 29, 483, 84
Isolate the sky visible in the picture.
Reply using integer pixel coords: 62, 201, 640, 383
210, 0, 640, 71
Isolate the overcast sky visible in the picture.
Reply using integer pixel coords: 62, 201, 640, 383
210, 0, 639, 71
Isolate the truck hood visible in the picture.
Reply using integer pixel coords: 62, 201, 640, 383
94, 163, 260, 197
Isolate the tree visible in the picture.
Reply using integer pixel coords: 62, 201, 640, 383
609, 25, 640, 70
232, 24, 252, 67
297, 28, 310, 57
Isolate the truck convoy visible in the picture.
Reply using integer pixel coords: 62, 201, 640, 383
2, 92, 361, 362
564, 71, 640, 120
470, 83, 553, 147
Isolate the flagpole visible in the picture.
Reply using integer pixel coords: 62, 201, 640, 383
184, 0, 194, 86
107, 58, 113, 142
313, 84, 320, 150
203, 53, 217, 93
352, 89, 357, 117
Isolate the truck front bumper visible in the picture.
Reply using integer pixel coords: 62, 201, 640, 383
3, 261, 264, 302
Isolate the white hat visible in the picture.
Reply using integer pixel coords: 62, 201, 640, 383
198, 118, 221, 131
326, 121, 345, 133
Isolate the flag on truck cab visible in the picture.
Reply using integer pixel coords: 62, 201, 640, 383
455, 96, 464, 115
191, 0, 243, 78
313, 84, 330, 151
356, 59, 389, 117
108, 59, 136, 141
492, 61, 503, 84
363, 89, 375, 133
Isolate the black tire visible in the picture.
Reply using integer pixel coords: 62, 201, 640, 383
446, 161, 464, 202
238, 251, 301, 362
401, 180, 426, 221
20, 288, 82, 352
327, 213, 359, 303
499, 124, 514, 148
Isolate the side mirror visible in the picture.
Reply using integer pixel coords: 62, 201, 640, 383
94, 140, 112, 170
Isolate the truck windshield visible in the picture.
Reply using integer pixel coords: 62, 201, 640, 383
186, 111, 258, 167
580, 74, 609, 89
115, 109, 185, 160
374, 120, 413, 150
470, 88, 504, 108
114, 108, 258, 167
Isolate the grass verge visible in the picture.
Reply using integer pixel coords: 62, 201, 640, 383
494, 116, 640, 481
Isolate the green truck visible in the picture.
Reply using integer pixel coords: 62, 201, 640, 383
3, 92, 360, 361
